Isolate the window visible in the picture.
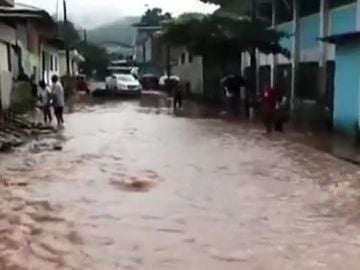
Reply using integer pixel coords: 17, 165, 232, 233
181, 53, 186, 65
54, 56, 58, 71
6, 43, 11, 71
50, 55, 54, 71
188, 53, 193, 63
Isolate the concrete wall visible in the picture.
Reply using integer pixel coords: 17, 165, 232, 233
0, 23, 15, 111
300, 13, 320, 50
173, 50, 203, 95
0, 42, 9, 72
278, 22, 293, 51
145, 38, 152, 63
0, 22, 16, 44
0, 71, 12, 110
43, 45, 60, 84
333, 42, 360, 137
274, 3, 358, 64
59, 52, 81, 77
59, 53, 70, 77
135, 44, 143, 63
330, 3, 357, 35
135, 39, 152, 64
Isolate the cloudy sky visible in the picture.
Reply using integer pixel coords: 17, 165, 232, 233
18, 0, 217, 28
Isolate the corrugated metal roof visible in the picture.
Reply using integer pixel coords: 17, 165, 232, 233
321, 31, 360, 45
0, 3, 53, 22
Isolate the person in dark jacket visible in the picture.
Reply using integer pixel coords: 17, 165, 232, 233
261, 84, 277, 134
222, 74, 244, 116
173, 81, 183, 111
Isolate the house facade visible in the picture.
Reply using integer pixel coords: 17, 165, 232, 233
0, 0, 14, 110
239, 0, 360, 137
58, 49, 85, 77
172, 48, 204, 96
0, 3, 59, 111
0, 21, 15, 111
133, 25, 167, 76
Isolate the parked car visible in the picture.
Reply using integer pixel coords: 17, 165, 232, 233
105, 74, 142, 94
140, 74, 159, 91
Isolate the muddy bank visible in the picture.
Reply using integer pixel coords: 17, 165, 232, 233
0, 115, 56, 152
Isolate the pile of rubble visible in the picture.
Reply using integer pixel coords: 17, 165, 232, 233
0, 115, 56, 153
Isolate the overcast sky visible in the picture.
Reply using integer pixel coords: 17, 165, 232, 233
18, 0, 217, 28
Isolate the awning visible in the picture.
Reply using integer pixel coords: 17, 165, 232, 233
45, 37, 65, 49
0, 4, 54, 25
320, 31, 360, 45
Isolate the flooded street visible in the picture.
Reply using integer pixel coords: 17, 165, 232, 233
1, 100, 360, 269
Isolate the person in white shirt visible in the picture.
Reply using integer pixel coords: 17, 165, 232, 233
38, 80, 52, 124
51, 75, 65, 127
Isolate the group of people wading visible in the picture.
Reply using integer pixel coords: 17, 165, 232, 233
222, 73, 290, 134
30, 75, 65, 128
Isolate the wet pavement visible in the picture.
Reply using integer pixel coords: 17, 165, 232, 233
1, 100, 360, 269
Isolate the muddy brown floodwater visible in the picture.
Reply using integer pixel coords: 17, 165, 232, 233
1, 101, 360, 270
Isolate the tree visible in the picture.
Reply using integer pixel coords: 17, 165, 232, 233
162, 12, 290, 109
162, 14, 289, 63
192, 0, 289, 117
77, 42, 109, 79
140, 7, 172, 26
57, 20, 81, 47
56, 20, 109, 79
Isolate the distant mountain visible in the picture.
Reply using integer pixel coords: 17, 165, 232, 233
87, 16, 140, 46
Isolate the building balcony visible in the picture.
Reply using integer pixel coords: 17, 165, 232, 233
0, 0, 14, 7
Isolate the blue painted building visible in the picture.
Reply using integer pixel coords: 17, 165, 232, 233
242, 0, 360, 137
334, 43, 360, 136
323, 33, 360, 139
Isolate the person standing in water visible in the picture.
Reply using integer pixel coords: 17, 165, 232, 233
260, 84, 277, 134
38, 80, 52, 125
51, 75, 65, 128
173, 80, 183, 111
222, 74, 244, 117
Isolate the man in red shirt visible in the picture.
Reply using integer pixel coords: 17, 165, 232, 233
261, 84, 277, 134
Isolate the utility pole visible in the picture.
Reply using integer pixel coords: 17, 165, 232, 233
248, 0, 258, 119
55, 0, 59, 21
63, 0, 70, 77
166, 44, 171, 79
83, 29, 87, 44
166, 43, 171, 93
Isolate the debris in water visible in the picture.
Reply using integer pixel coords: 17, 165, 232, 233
0, 142, 12, 153
111, 174, 159, 192
53, 144, 63, 151
1, 176, 28, 187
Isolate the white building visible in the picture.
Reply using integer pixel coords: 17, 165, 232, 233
173, 48, 204, 96
58, 49, 85, 77
0, 3, 58, 110
133, 26, 162, 64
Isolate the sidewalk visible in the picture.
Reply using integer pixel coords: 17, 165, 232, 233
139, 93, 360, 166
181, 99, 360, 166
329, 137, 360, 165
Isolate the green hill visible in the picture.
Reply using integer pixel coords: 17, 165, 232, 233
88, 16, 140, 46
